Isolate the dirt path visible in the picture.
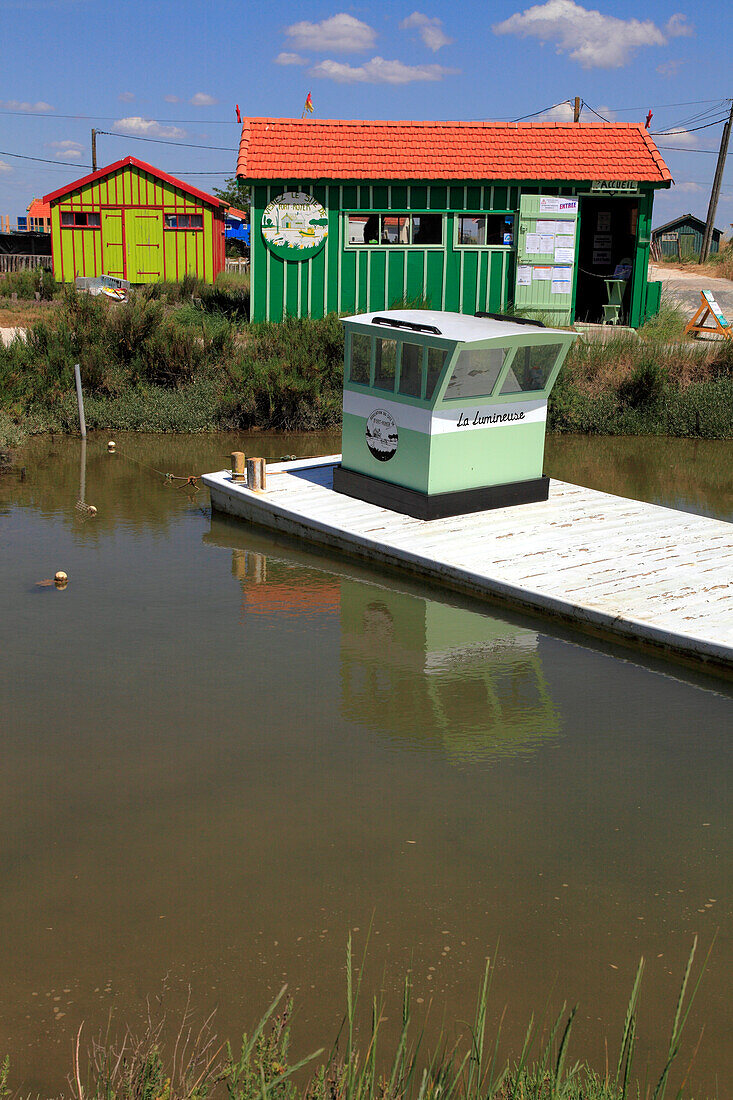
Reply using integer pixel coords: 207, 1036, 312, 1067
650, 263, 733, 321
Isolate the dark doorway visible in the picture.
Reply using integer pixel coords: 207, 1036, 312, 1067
575, 197, 639, 323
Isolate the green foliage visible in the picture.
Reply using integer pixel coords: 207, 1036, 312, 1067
0, 409, 27, 452
618, 360, 669, 411
0, 268, 58, 300
213, 177, 251, 212
637, 300, 687, 343
220, 314, 344, 431
0, 938, 715, 1100
0, 1055, 10, 1100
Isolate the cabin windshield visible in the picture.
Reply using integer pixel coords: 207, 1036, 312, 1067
443, 347, 508, 401
499, 343, 563, 394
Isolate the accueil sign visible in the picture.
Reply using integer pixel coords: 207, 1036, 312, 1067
591, 180, 639, 193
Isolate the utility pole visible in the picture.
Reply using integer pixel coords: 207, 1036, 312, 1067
573, 97, 581, 123
91, 128, 98, 172
700, 99, 732, 264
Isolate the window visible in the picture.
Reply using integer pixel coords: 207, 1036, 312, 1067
398, 343, 423, 397
350, 334, 371, 385
374, 338, 397, 391
425, 347, 447, 399
444, 347, 508, 400
347, 213, 443, 247
164, 213, 203, 229
60, 211, 100, 228
456, 214, 514, 247
411, 214, 442, 244
500, 344, 563, 394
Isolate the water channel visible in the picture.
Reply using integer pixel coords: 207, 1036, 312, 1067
1, 432, 731, 1094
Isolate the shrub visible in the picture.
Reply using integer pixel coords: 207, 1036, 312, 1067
0, 268, 57, 300
618, 360, 669, 410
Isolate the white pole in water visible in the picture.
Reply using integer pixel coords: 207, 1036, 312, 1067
74, 363, 86, 439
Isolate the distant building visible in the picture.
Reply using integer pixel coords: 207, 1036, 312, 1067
651, 213, 722, 259
237, 117, 672, 327
225, 206, 250, 247
43, 156, 227, 284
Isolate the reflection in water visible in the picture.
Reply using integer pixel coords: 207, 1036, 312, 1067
226, 543, 560, 763
339, 581, 559, 761
1, 436, 731, 1096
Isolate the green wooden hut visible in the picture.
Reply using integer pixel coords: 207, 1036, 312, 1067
44, 156, 227, 284
652, 213, 722, 260
236, 118, 672, 327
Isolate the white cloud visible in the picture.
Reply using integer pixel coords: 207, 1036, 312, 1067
0, 99, 53, 111
0, 159, 13, 173
46, 139, 85, 159
190, 92, 217, 106
310, 56, 458, 83
673, 181, 703, 193
275, 51, 309, 65
118, 91, 135, 102
665, 13, 693, 37
657, 127, 698, 148
493, 0, 672, 69
164, 94, 180, 103
657, 58, 684, 78
286, 13, 376, 52
399, 12, 453, 51
113, 117, 186, 139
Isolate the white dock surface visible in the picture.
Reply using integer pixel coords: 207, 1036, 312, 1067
203, 458, 733, 673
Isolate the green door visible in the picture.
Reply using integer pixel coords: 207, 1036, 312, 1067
125, 209, 163, 282
514, 194, 579, 326
102, 210, 124, 278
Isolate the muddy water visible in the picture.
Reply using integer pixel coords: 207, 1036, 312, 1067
1, 432, 730, 1094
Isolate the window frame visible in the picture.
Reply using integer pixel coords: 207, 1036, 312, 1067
453, 211, 515, 250
343, 211, 445, 250
164, 212, 204, 231
60, 210, 101, 230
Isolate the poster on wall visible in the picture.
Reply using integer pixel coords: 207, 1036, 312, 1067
261, 192, 328, 261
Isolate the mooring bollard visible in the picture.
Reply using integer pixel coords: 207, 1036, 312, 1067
246, 457, 266, 492
230, 451, 246, 482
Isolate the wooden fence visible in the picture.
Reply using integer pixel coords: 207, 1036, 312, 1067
225, 258, 249, 274
0, 254, 53, 273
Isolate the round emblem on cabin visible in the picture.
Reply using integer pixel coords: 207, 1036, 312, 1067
261, 191, 328, 261
365, 409, 398, 462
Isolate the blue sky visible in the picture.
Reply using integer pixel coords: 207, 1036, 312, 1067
0, 0, 731, 229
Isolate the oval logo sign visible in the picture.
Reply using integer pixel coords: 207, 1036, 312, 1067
365, 409, 398, 462
261, 191, 328, 261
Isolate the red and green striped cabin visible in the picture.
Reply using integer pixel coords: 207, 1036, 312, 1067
44, 156, 227, 284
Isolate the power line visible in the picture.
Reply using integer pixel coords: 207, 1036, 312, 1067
96, 129, 237, 152
581, 102, 613, 123
511, 100, 572, 121
652, 116, 729, 136
0, 147, 232, 175
606, 98, 726, 112
658, 146, 733, 154
0, 107, 239, 124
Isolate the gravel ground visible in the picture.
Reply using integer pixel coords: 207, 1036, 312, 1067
649, 263, 733, 322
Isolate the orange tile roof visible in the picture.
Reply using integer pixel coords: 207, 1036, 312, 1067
236, 118, 672, 184
27, 198, 51, 219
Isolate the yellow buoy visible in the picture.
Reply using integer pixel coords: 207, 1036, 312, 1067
107, 440, 116, 452
54, 570, 68, 589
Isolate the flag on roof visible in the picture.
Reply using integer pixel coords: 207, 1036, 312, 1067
303, 92, 314, 117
